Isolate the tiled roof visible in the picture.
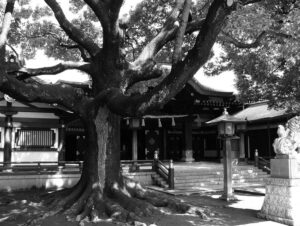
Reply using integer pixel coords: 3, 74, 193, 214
188, 78, 234, 97
233, 101, 288, 122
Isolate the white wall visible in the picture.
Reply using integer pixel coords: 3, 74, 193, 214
11, 151, 58, 162
0, 173, 80, 192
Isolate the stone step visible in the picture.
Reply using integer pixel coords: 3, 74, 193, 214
175, 168, 264, 176
175, 177, 267, 186
175, 180, 266, 189
174, 174, 268, 183
174, 171, 268, 180
175, 179, 267, 186
151, 174, 168, 189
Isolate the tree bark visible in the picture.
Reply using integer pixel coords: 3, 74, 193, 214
81, 106, 122, 194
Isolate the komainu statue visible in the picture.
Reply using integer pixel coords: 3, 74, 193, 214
273, 116, 300, 157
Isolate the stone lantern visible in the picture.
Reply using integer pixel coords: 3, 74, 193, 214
207, 109, 245, 201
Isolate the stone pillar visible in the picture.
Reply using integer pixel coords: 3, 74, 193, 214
132, 129, 138, 161
220, 137, 236, 201
3, 115, 13, 167
181, 119, 194, 162
58, 121, 66, 162
258, 155, 300, 225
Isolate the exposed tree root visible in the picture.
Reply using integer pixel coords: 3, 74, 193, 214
25, 178, 209, 226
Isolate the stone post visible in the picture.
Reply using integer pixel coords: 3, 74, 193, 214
58, 120, 66, 163
3, 115, 13, 168
168, 159, 174, 189
220, 137, 236, 201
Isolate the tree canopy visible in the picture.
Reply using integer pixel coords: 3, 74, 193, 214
3, 0, 298, 112
206, 0, 299, 111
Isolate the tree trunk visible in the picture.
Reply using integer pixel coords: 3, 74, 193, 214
82, 106, 122, 195
42, 106, 207, 224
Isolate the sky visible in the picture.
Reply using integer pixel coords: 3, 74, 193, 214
25, 0, 237, 93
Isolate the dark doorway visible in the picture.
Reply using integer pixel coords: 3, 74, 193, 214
65, 134, 86, 161
193, 134, 203, 161
167, 132, 183, 161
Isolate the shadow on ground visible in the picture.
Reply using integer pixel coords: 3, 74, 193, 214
0, 189, 284, 226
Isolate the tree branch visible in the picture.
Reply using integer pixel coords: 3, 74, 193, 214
240, 0, 263, 5
0, 73, 86, 112
100, 1, 233, 117
59, 43, 91, 62
0, 0, 15, 49
9, 62, 92, 80
221, 30, 294, 48
132, 1, 184, 66
121, 60, 164, 92
83, 0, 110, 33
132, 17, 205, 67
6, 43, 18, 58
124, 0, 233, 116
172, 0, 192, 64
44, 0, 100, 57
0, 0, 16, 66
132, 19, 205, 66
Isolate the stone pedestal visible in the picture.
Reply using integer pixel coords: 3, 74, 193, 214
181, 119, 194, 162
259, 156, 300, 226
181, 149, 194, 162
271, 156, 300, 179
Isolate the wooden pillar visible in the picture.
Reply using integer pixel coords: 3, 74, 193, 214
181, 119, 194, 162
132, 129, 138, 161
247, 134, 251, 160
58, 120, 66, 162
267, 122, 271, 158
3, 115, 13, 167
239, 133, 245, 161
220, 137, 236, 201
162, 128, 167, 160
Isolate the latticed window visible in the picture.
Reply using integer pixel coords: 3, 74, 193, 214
15, 129, 55, 147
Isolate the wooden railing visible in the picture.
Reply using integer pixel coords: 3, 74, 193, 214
257, 157, 271, 174
121, 160, 153, 172
152, 157, 174, 189
121, 156, 174, 189
254, 150, 271, 174
0, 161, 83, 174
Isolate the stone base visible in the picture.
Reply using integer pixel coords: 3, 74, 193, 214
271, 157, 300, 179
181, 149, 194, 162
219, 193, 237, 201
258, 178, 300, 226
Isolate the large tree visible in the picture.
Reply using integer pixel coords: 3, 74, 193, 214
0, 0, 298, 224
